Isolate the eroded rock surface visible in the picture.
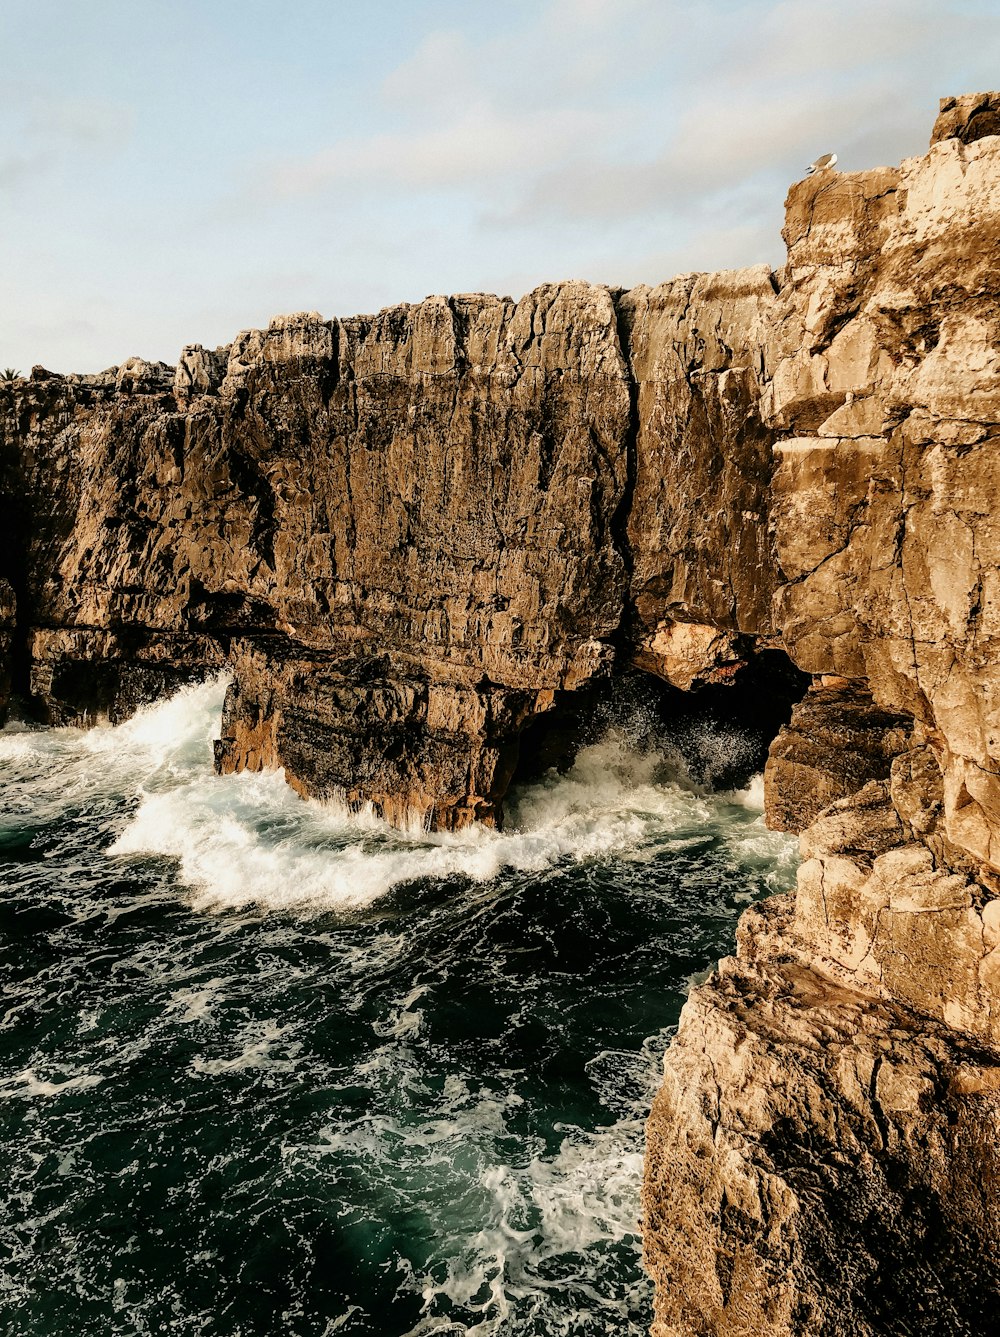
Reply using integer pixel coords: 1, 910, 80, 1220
620, 267, 780, 672
764, 681, 910, 834
1, 286, 636, 825
643, 96, 1000, 1336
1, 272, 783, 828
645, 902, 1000, 1337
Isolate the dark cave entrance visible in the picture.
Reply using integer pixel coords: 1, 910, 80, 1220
509, 648, 810, 799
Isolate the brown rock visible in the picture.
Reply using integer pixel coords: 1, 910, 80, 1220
649, 96, 1000, 1335
632, 619, 746, 691
645, 915, 1000, 1337
764, 681, 910, 833
621, 266, 780, 644
931, 92, 1000, 147
0, 285, 633, 822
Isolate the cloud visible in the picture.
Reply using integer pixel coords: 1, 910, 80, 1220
255, 0, 993, 232
379, 29, 481, 113
503, 81, 905, 227
0, 92, 133, 191
25, 96, 131, 145
268, 102, 614, 197
257, 2, 653, 203
472, 0, 1000, 229
8, 0, 999, 369
0, 149, 55, 188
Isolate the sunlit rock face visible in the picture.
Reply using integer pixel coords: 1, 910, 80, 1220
931, 91, 1000, 147
4, 90, 1000, 1337
619, 267, 780, 660
643, 95, 1000, 1336
1, 287, 634, 828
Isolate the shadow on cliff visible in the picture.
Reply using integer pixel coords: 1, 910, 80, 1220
511, 651, 809, 799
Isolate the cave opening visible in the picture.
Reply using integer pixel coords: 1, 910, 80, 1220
509, 648, 810, 800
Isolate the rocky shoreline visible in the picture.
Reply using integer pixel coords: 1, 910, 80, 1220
3, 93, 1000, 1333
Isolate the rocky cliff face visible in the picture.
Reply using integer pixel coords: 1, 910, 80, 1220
0, 271, 781, 827
1, 288, 636, 826
3, 92, 1000, 1336
644, 95, 1000, 1335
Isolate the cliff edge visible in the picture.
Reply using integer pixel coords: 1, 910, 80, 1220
0, 271, 781, 827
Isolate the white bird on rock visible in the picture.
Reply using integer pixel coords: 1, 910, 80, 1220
807, 152, 838, 175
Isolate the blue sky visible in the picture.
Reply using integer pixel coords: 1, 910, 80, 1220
2, 0, 998, 371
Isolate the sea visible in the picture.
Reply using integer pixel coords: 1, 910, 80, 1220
0, 676, 797, 1336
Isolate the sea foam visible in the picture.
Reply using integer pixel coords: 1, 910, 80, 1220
4, 676, 795, 918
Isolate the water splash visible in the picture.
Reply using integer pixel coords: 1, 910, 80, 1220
14, 677, 792, 917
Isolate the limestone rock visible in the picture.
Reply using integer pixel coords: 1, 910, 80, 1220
0, 284, 632, 824
0, 576, 14, 721
632, 619, 746, 692
621, 266, 780, 644
645, 916, 1000, 1337
0, 269, 794, 826
765, 682, 910, 833
173, 343, 229, 402
766, 118, 1000, 877
648, 96, 1000, 1335
931, 92, 1000, 147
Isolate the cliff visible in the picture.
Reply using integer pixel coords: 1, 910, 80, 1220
3, 92, 1000, 1334
0, 269, 781, 827
645, 94, 1000, 1334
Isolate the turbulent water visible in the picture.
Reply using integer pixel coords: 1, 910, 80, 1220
0, 678, 797, 1336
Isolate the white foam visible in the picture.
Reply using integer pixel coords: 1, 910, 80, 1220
166, 977, 232, 1023
1, 678, 802, 1334
0, 1068, 104, 1099
5, 676, 796, 918
191, 1020, 300, 1076
270, 1025, 670, 1335
728, 772, 766, 810
387, 1063, 658, 1334
0, 676, 227, 824
110, 711, 746, 916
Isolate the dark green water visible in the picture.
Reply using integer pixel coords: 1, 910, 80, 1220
0, 680, 796, 1336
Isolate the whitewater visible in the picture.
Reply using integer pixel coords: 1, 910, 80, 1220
0, 677, 797, 1336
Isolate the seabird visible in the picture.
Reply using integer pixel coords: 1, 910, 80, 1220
807, 152, 838, 175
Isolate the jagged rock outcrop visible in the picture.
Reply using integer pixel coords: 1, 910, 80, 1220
764, 681, 910, 833
1, 287, 638, 824
3, 90, 1000, 1337
931, 91, 1000, 147
0, 576, 15, 710
644, 898, 1000, 1337
643, 94, 1000, 1336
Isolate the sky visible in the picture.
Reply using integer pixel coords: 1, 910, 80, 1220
2, 0, 998, 372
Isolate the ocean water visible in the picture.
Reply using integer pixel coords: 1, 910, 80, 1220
0, 678, 797, 1336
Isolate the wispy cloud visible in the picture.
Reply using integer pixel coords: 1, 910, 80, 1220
0, 89, 133, 190
253, 0, 997, 230
4, 0, 997, 370
269, 103, 614, 197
